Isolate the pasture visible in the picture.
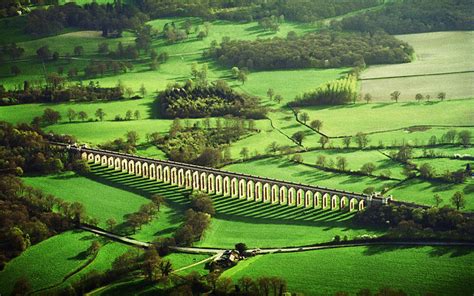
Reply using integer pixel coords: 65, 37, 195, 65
294, 98, 474, 136
0, 231, 96, 295
222, 246, 474, 296
361, 31, 474, 101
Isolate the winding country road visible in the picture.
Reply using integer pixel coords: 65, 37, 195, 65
80, 225, 474, 255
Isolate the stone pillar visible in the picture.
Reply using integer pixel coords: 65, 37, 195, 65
142, 162, 149, 178
185, 170, 192, 188
239, 179, 246, 199
208, 174, 215, 193
223, 177, 230, 196
322, 193, 329, 209
128, 160, 135, 174
271, 185, 279, 204
279, 186, 287, 205
349, 198, 357, 211
246, 180, 254, 201
263, 183, 270, 203
215, 175, 223, 195
305, 191, 312, 208
314, 192, 321, 208
114, 158, 121, 170
288, 188, 295, 206
135, 161, 142, 176
359, 200, 365, 211
200, 173, 207, 192
192, 171, 200, 190
331, 195, 338, 210
255, 182, 262, 202
296, 189, 304, 207
340, 197, 347, 210
178, 169, 185, 187
231, 178, 238, 198
101, 155, 107, 166
107, 157, 114, 167
156, 165, 163, 182
149, 164, 156, 180
163, 166, 170, 183
170, 167, 177, 185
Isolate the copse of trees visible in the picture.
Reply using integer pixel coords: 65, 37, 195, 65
333, 0, 474, 35
152, 117, 256, 166
157, 80, 267, 119
207, 31, 413, 71
290, 75, 358, 106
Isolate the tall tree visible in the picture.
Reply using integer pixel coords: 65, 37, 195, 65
451, 191, 465, 210
95, 108, 106, 121
299, 112, 310, 124
310, 119, 323, 131
66, 109, 76, 122
390, 91, 400, 102
291, 131, 305, 145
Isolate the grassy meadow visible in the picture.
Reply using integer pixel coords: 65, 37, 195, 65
0, 231, 99, 295
361, 31, 474, 101
222, 246, 474, 296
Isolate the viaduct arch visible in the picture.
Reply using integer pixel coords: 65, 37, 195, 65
61, 144, 392, 212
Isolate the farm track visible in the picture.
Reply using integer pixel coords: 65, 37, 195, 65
80, 225, 474, 255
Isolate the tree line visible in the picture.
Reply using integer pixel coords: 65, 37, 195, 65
355, 203, 473, 241
0, 81, 125, 106
332, 0, 474, 34
206, 31, 413, 71
129, 0, 381, 23
158, 79, 267, 119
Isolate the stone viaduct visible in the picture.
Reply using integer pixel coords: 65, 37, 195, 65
58, 143, 393, 212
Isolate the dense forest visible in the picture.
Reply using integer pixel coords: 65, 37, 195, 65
23, 2, 147, 37
333, 0, 474, 34
158, 80, 267, 119
208, 31, 413, 71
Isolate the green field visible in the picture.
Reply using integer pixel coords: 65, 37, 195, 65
294, 98, 474, 136
0, 231, 96, 295
222, 246, 474, 296
298, 149, 406, 179
23, 170, 183, 241
361, 31, 474, 101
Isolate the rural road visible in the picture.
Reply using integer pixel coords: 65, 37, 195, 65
80, 225, 474, 255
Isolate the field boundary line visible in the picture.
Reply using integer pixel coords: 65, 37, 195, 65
360, 70, 474, 81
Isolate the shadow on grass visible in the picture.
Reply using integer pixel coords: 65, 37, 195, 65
86, 164, 384, 234
362, 244, 474, 257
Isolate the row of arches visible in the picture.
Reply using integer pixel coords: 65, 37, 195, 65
83, 152, 366, 211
